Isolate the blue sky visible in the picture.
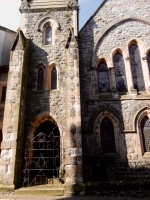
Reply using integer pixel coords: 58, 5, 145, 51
0, 0, 102, 31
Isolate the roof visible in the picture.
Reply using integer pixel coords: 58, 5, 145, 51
0, 25, 16, 34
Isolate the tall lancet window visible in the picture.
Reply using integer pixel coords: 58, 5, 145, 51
51, 68, 57, 89
37, 68, 44, 90
98, 61, 110, 92
141, 116, 150, 152
147, 51, 150, 74
113, 52, 127, 92
100, 117, 116, 153
46, 26, 52, 45
129, 43, 145, 91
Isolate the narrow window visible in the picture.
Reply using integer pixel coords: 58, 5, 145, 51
113, 53, 127, 92
51, 68, 57, 89
37, 68, 44, 90
141, 116, 150, 152
46, 27, 52, 45
98, 62, 110, 92
147, 52, 150, 74
100, 117, 116, 153
0, 130, 2, 154
129, 44, 145, 91
1, 86, 6, 102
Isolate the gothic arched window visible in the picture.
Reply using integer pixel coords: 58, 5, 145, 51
141, 116, 150, 152
129, 44, 145, 91
37, 68, 44, 90
100, 117, 116, 153
147, 51, 150, 74
98, 62, 110, 92
51, 68, 57, 89
45, 26, 52, 45
113, 52, 127, 92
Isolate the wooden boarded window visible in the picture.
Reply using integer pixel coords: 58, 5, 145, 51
98, 62, 110, 92
37, 68, 44, 90
46, 27, 52, 45
100, 117, 116, 153
129, 44, 145, 91
1, 86, 6, 102
141, 116, 150, 152
51, 68, 57, 89
113, 53, 127, 92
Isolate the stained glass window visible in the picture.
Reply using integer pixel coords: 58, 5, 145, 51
129, 44, 145, 91
113, 53, 127, 92
46, 27, 52, 45
51, 68, 57, 89
141, 116, 150, 152
100, 117, 116, 153
37, 68, 44, 90
147, 52, 150, 74
98, 62, 110, 92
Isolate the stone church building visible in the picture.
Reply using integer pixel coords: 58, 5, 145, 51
0, 0, 150, 194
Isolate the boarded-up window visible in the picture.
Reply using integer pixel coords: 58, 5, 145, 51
113, 53, 127, 92
98, 62, 110, 92
1, 86, 6, 102
129, 44, 145, 91
37, 68, 44, 90
51, 68, 57, 89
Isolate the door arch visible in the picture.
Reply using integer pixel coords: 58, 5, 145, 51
23, 120, 60, 187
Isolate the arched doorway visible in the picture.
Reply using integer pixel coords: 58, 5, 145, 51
23, 121, 60, 187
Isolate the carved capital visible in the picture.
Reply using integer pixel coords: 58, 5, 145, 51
142, 56, 148, 61
125, 56, 130, 61
109, 67, 115, 71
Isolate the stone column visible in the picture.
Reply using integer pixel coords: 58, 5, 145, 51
109, 67, 118, 98
142, 56, 150, 93
64, 34, 83, 188
125, 57, 137, 95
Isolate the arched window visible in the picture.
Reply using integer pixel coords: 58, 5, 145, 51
45, 26, 52, 45
141, 116, 150, 152
147, 51, 150, 74
113, 52, 127, 92
129, 44, 145, 91
97, 62, 110, 92
51, 68, 57, 89
100, 117, 116, 153
37, 68, 44, 90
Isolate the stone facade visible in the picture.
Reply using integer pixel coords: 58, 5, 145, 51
0, 0, 150, 194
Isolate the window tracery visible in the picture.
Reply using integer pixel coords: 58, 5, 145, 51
97, 62, 110, 92
129, 44, 145, 91
141, 116, 150, 152
113, 52, 127, 92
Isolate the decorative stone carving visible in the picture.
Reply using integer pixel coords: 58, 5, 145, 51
70, 108, 76, 118
70, 83, 75, 91
69, 70, 75, 79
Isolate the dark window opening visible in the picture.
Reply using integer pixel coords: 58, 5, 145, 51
37, 68, 44, 90
113, 53, 128, 92
51, 68, 57, 90
1, 86, 6, 102
141, 116, 150, 152
100, 117, 116, 153
147, 52, 150, 74
46, 27, 52, 45
129, 44, 145, 92
0, 130, 2, 154
98, 62, 110, 92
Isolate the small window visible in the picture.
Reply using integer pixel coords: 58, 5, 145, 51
51, 68, 57, 89
147, 52, 150, 74
46, 27, 52, 45
0, 130, 2, 154
97, 62, 110, 92
113, 53, 127, 92
141, 116, 150, 152
1, 86, 6, 102
37, 68, 44, 90
129, 44, 145, 91
100, 117, 116, 153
